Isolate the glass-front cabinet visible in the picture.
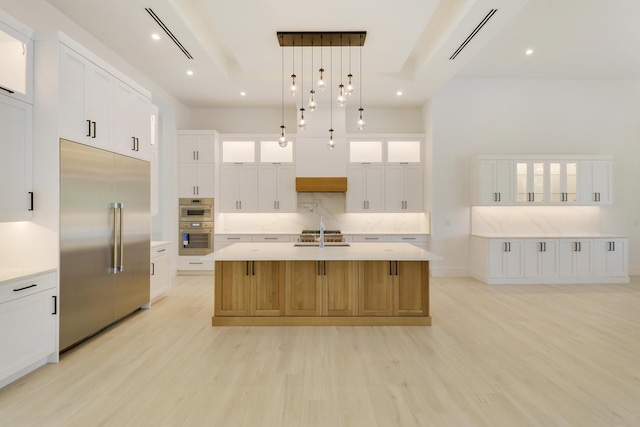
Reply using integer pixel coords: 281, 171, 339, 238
515, 161, 546, 204
0, 15, 33, 103
549, 161, 578, 204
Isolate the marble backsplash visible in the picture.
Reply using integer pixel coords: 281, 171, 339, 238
471, 206, 601, 236
216, 192, 430, 234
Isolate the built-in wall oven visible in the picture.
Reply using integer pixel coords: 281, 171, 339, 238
179, 198, 214, 256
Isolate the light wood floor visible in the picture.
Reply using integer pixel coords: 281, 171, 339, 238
1, 275, 639, 427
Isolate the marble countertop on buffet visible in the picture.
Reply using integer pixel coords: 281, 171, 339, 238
0, 267, 57, 286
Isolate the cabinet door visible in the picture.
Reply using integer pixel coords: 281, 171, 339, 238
0, 288, 57, 381
505, 240, 524, 278
594, 239, 627, 278
86, 62, 112, 149
476, 160, 513, 205
257, 165, 278, 212
324, 261, 358, 316
150, 251, 170, 300
346, 164, 366, 212
515, 161, 545, 204
276, 165, 297, 212
215, 261, 250, 316
359, 261, 394, 316
395, 261, 428, 316
494, 161, 514, 204
237, 165, 258, 212
403, 165, 423, 212
488, 240, 507, 278
558, 240, 577, 277
0, 95, 32, 221
196, 163, 215, 197
580, 161, 612, 205
549, 161, 578, 204
178, 135, 198, 163
285, 261, 322, 316
524, 240, 557, 279
385, 164, 404, 211
131, 90, 150, 160
178, 164, 198, 197
365, 164, 385, 212
220, 165, 239, 211
59, 46, 89, 143
251, 261, 285, 316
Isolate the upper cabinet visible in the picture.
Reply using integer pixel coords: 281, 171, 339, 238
347, 138, 424, 213
472, 155, 613, 206
59, 45, 113, 150
0, 94, 32, 221
113, 80, 150, 161
0, 15, 33, 104
178, 131, 216, 198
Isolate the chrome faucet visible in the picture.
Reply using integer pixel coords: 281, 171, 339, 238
318, 216, 325, 248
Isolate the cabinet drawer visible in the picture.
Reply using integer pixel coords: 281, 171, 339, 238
0, 272, 55, 304
177, 257, 214, 271
352, 235, 389, 242
215, 235, 252, 243
151, 244, 171, 259
252, 235, 291, 242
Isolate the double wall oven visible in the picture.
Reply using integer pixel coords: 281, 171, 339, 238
179, 198, 214, 255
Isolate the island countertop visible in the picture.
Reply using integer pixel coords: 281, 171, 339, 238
203, 242, 443, 262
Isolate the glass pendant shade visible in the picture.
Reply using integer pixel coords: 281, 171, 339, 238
317, 68, 326, 91
328, 130, 335, 150
347, 74, 354, 95
298, 108, 306, 130
357, 108, 365, 130
289, 74, 297, 95
337, 84, 346, 107
308, 90, 317, 111
279, 125, 287, 147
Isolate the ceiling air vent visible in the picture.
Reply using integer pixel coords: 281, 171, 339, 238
449, 9, 497, 60
145, 8, 194, 59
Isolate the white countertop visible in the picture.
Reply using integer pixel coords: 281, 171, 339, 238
215, 232, 430, 236
0, 267, 57, 286
151, 240, 172, 248
472, 233, 626, 239
203, 242, 443, 261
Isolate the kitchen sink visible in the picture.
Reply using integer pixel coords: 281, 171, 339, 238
293, 243, 350, 247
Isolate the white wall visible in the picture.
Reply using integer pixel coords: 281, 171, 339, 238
430, 78, 640, 276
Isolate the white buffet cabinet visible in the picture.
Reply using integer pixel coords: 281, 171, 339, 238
150, 241, 171, 301
0, 269, 58, 388
471, 235, 628, 284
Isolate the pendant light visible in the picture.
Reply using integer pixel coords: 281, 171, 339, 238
357, 33, 365, 130
346, 39, 354, 96
289, 40, 297, 95
279, 35, 287, 147
336, 36, 346, 107
308, 39, 317, 111
328, 40, 335, 150
298, 36, 306, 130
317, 35, 326, 91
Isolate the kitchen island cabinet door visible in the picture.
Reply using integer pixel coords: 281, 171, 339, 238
324, 261, 358, 316
215, 261, 251, 316
359, 261, 394, 316
251, 261, 285, 316
394, 261, 429, 316
285, 261, 322, 316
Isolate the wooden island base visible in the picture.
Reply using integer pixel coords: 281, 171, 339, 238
212, 257, 432, 326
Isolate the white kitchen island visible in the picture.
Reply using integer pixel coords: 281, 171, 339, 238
203, 242, 442, 326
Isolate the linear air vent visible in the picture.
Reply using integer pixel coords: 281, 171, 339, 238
449, 9, 497, 60
145, 8, 194, 59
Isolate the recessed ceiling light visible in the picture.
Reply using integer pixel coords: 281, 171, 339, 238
525, 49, 534, 55
397, 91, 403, 96
240, 91, 246, 96
186, 70, 194, 76
151, 33, 160, 41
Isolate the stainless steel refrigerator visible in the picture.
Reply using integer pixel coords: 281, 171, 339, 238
60, 139, 150, 351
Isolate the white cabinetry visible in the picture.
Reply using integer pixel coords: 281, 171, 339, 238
214, 234, 252, 251
0, 94, 32, 221
220, 164, 258, 212
150, 242, 171, 301
178, 132, 215, 198
0, 14, 34, 104
472, 236, 628, 284
515, 161, 546, 204
593, 238, 627, 278
346, 164, 385, 212
549, 161, 578, 204
0, 271, 57, 388
59, 44, 113, 149
385, 164, 422, 212
150, 105, 159, 216
113, 80, 150, 160
558, 239, 593, 278
177, 256, 214, 273
523, 239, 558, 279
258, 164, 296, 212
579, 160, 612, 205
472, 160, 513, 205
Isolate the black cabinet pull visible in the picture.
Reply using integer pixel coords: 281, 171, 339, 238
246, 261, 249, 276
92, 121, 97, 138
87, 119, 92, 137
132, 136, 136, 150
317, 261, 321, 276
157, 248, 167, 253
543, 242, 547, 252
395, 261, 399, 276
52, 295, 57, 315
389, 261, 393, 276
252, 261, 255, 276
151, 262, 155, 276
0, 85, 16, 94
28, 191, 34, 211
14, 284, 37, 292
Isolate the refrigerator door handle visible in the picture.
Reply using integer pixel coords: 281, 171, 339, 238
118, 203, 124, 272
108, 203, 119, 273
